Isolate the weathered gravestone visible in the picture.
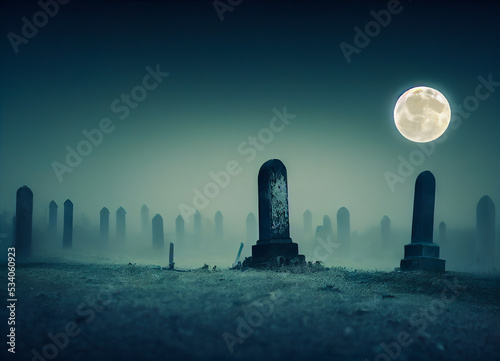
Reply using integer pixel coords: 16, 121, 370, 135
303, 209, 312, 236
400, 171, 445, 271
152, 214, 165, 249
49, 200, 58, 236
15, 186, 33, 258
323, 215, 333, 239
176, 215, 185, 242
248, 159, 305, 267
475, 196, 495, 272
63, 199, 73, 249
337, 207, 350, 244
116, 207, 126, 242
100, 207, 110, 243
215, 210, 223, 240
169, 242, 174, 270
381, 215, 391, 243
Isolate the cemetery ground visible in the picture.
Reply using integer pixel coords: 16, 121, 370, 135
1, 249, 499, 361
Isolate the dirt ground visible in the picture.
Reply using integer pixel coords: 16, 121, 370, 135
1, 260, 499, 361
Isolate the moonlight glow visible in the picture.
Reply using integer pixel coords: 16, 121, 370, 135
393, 86, 451, 143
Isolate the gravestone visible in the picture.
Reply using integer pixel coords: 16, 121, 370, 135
215, 210, 223, 240
175, 215, 185, 242
475, 196, 495, 272
400, 171, 445, 271
246, 212, 258, 244
303, 210, 312, 236
381, 215, 391, 243
152, 214, 164, 249
15, 186, 33, 258
100, 207, 110, 243
337, 207, 350, 244
323, 215, 332, 238
438, 221, 446, 246
169, 242, 174, 270
116, 207, 126, 242
63, 199, 73, 249
315, 225, 327, 244
141, 205, 149, 236
249, 159, 305, 267
49, 201, 58, 236
194, 210, 201, 242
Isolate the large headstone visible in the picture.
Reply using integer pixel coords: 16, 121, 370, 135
116, 207, 126, 242
100, 207, 110, 243
400, 171, 445, 271
141, 205, 149, 236
175, 215, 185, 242
475, 196, 495, 272
63, 199, 73, 249
246, 212, 258, 244
249, 159, 305, 267
194, 210, 201, 242
15, 186, 33, 258
381, 215, 391, 243
152, 214, 164, 249
49, 200, 58, 236
303, 210, 312, 236
215, 210, 223, 240
337, 207, 350, 244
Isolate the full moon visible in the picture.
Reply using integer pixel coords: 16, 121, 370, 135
393, 86, 451, 143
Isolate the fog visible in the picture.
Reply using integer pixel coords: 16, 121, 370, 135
1, 0, 499, 271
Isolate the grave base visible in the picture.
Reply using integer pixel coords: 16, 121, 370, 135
400, 257, 446, 271
248, 242, 306, 268
400, 242, 445, 271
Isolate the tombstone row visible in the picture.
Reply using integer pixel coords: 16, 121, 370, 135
11, 162, 498, 273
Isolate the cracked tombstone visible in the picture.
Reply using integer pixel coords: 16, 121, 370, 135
116, 207, 126, 243
176, 215, 185, 242
475, 196, 495, 272
63, 199, 73, 249
152, 214, 165, 250
215, 210, 223, 241
248, 159, 305, 267
49, 200, 58, 237
400, 171, 445, 271
15, 186, 33, 259
100, 207, 110, 243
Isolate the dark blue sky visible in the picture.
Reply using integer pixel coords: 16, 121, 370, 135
1, 0, 499, 235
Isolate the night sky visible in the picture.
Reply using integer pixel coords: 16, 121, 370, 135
1, 0, 499, 242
